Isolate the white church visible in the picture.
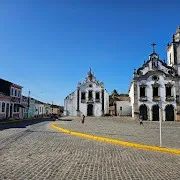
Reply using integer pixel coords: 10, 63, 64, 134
64, 69, 109, 117
129, 27, 180, 121
64, 27, 180, 121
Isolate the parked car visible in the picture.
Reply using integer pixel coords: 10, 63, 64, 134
51, 114, 58, 121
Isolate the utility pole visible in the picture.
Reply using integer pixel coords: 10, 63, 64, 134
52, 101, 53, 115
27, 90, 30, 118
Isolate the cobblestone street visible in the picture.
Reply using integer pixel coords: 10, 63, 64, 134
0, 118, 180, 180
58, 116, 180, 149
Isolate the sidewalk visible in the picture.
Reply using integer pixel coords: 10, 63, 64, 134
56, 116, 180, 149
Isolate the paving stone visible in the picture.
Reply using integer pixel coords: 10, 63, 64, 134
57, 116, 180, 149
0, 119, 179, 180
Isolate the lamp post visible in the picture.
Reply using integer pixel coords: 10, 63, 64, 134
158, 101, 162, 147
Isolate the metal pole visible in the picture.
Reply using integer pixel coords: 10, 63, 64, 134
159, 103, 162, 147
159, 110, 162, 147
27, 90, 30, 118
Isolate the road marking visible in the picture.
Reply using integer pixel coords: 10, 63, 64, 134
50, 122, 180, 155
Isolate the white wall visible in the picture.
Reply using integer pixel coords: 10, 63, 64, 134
137, 74, 176, 121
64, 80, 109, 117
104, 90, 109, 115
116, 101, 132, 116
64, 91, 77, 116
129, 82, 135, 117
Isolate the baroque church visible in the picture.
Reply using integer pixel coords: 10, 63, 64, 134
64, 27, 180, 121
129, 27, 180, 121
64, 69, 109, 116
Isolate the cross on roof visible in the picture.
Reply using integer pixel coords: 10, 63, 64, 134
151, 43, 156, 53
89, 67, 92, 74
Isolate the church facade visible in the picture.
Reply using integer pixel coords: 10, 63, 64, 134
64, 70, 109, 117
129, 27, 180, 121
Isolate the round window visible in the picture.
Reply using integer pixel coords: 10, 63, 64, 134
152, 75, 159, 81
168, 70, 174, 75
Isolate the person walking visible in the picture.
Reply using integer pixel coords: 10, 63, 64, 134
82, 114, 85, 124
139, 114, 143, 125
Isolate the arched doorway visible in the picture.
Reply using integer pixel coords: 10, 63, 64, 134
152, 105, 159, 121
139, 104, 148, 120
165, 105, 174, 121
87, 104, 93, 116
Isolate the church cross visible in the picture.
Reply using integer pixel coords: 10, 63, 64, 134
151, 43, 156, 53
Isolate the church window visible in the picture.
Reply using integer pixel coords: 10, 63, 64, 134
153, 87, 159, 97
96, 92, 100, 101
166, 86, 172, 97
140, 87, 146, 97
152, 75, 159, 81
89, 84, 92, 88
81, 92, 86, 100
88, 91, 93, 100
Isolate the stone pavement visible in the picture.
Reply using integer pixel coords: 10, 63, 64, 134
57, 116, 180, 149
0, 119, 179, 180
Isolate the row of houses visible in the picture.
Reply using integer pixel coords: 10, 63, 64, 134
64, 27, 180, 121
0, 78, 63, 120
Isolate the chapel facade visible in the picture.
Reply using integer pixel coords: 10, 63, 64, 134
64, 69, 109, 117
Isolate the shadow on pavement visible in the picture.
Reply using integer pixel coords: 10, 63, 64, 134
57, 118, 72, 122
0, 118, 52, 131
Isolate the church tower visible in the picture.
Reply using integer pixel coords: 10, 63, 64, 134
167, 26, 180, 117
167, 26, 180, 75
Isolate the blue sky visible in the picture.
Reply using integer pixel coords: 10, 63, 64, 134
0, 0, 180, 105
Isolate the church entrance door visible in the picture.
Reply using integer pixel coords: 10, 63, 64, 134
152, 105, 159, 121
87, 104, 93, 116
139, 104, 148, 120
165, 105, 174, 121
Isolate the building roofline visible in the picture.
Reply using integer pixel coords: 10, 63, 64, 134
0, 78, 23, 88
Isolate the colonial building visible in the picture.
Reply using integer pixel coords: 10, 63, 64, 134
21, 95, 29, 118
64, 69, 109, 116
129, 44, 177, 121
34, 99, 46, 117
45, 103, 52, 115
0, 93, 11, 119
51, 104, 64, 116
109, 90, 131, 116
0, 78, 23, 120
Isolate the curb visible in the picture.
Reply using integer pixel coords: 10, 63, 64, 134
50, 122, 180, 156
0, 118, 50, 125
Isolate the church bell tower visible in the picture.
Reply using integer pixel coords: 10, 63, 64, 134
167, 26, 180, 75
167, 26, 180, 116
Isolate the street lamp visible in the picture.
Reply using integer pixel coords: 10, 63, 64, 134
157, 101, 162, 147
